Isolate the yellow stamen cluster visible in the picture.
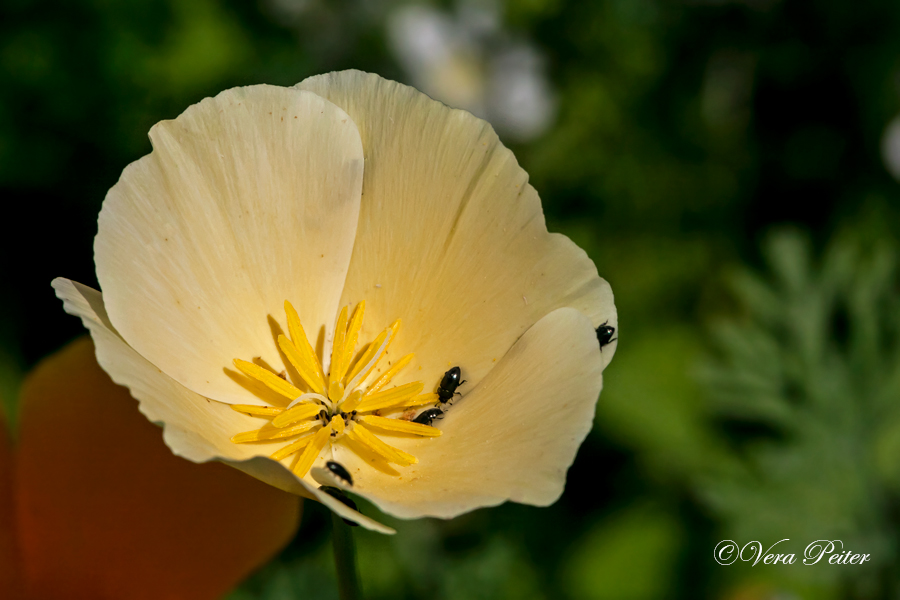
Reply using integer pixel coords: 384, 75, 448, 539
230, 300, 441, 478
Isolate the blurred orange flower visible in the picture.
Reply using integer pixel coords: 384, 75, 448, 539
0, 337, 300, 600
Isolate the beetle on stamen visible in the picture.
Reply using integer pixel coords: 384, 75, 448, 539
412, 408, 444, 426
229, 299, 442, 479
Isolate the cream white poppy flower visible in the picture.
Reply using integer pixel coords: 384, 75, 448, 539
53, 70, 617, 534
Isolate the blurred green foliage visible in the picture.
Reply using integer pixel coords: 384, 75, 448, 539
698, 230, 900, 599
562, 503, 683, 600
3, 0, 900, 598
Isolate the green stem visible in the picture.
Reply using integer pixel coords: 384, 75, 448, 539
332, 512, 362, 600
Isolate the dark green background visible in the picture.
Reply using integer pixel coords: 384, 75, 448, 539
3, 0, 900, 598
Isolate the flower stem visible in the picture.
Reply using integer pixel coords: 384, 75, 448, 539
332, 512, 362, 600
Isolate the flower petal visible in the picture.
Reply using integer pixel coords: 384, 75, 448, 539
14, 336, 302, 599
51, 279, 395, 535
297, 70, 617, 394
94, 84, 365, 405
332, 307, 604, 519
53, 279, 268, 464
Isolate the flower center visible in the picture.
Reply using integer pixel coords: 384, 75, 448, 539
228, 300, 442, 478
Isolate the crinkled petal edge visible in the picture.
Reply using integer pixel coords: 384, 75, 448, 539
51, 277, 395, 535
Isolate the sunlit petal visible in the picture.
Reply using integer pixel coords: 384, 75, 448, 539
334, 308, 603, 519
95, 85, 364, 405
298, 71, 617, 395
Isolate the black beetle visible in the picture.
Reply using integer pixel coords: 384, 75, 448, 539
596, 321, 617, 349
326, 461, 353, 486
318, 486, 359, 526
437, 366, 466, 403
412, 408, 444, 426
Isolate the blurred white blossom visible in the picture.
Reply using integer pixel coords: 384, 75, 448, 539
881, 115, 900, 181
387, 1, 556, 142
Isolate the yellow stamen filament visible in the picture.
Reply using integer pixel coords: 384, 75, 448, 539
231, 300, 448, 480
365, 353, 414, 396
231, 420, 319, 443
271, 402, 322, 429
394, 393, 439, 409
328, 305, 350, 400
233, 359, 303, 400
341, 390, 363, 412
346, 424, 417, 466
355, 382, 425, 413
386, 319, 401, 350
290, 391, 331, 410
230, 404, 284, 417
360, 415, 442, 437
270, 431, 317, 460
345, 328, 389, 385
293, 426, 332, 477
341, 436, 401, 476
277, 335, 326, 396
330, 414, 345, 435
346, 319, 401, 390
284, 300, 326, 385
342, 301, 365, 376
